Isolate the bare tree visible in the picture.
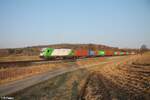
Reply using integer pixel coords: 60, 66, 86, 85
140, 44, 148, 54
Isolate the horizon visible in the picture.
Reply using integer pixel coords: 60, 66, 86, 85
0, 43, 142, 50
0, 0, 150, 49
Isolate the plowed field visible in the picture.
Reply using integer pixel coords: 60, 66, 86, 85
80, 53, 150, 100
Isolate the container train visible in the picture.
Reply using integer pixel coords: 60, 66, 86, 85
40, 48, 135, 60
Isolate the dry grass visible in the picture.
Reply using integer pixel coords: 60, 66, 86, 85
11, 69, 89, 100
0, 61, 79, 85
0, 57, 107, 85
0, 55, 40, 62
132, 52, 150, 65
76, 57, 107, 66
9, 56, 128, 99
2, 54, 148, 99
81, 52, 150, 100
0, 63, 56, 84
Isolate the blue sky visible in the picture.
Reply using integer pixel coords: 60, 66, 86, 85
0, 0, 150, 49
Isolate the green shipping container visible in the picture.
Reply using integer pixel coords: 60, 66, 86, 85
114, 52, 117, 55
126, 52, 129, 55
98, 50, 105, 56
120, 52, 124, 55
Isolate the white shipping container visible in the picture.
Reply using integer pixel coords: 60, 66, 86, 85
51, 49, 71, 56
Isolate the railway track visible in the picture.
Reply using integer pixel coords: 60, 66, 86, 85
0, 59, 76, 68
0, 56, 113, 68
0, 55, 127, 68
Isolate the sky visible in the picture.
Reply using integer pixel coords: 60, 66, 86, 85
0, 0, 150, 49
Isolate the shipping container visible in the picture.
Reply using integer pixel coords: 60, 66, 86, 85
126, 52, 129, 55
123, 52, 125, 55
120, 52, 124, 55
94, 50, 99, 56
89, 50, 95, 56
114, 52, 117, 55
98, 50, 105, 56
74, 49, 88, 57
105, 50, 114, 56
114, 51, 120, 55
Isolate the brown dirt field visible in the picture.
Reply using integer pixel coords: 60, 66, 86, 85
79, 73, 111, 100
80, 52, 150, 100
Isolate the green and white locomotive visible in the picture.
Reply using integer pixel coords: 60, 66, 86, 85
40, 48, 74, 59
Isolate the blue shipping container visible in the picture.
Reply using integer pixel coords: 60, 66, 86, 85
89, 50, 95, 56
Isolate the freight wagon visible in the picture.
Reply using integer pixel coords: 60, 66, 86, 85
40, 48, 133, 60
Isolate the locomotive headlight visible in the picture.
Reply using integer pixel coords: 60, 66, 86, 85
40, 53, 43, 56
